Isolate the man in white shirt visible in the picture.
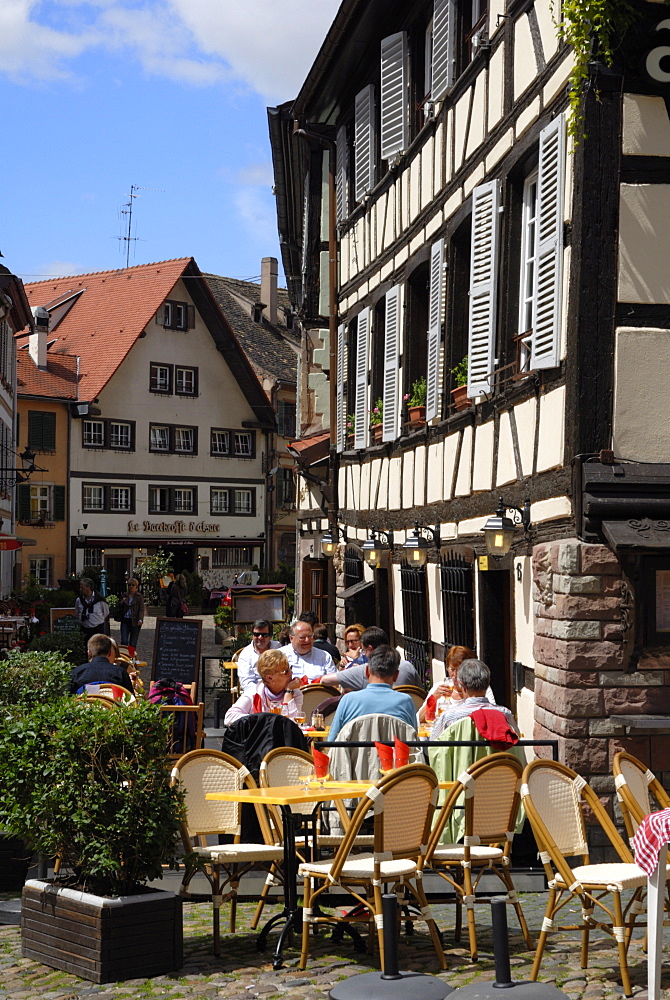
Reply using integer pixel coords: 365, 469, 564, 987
280, 621, 334, 681
236, 619, 281, 693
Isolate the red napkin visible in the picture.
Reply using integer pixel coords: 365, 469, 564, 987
127, 645, 136, 657
301, 675, 309, 686
252, 693, 263, 713
394, 737, 410, 767
425, 694, 437, 722
312, 746, 330, 779
375, 741, 394, 770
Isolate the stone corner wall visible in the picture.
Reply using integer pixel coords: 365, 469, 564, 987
531, 537, 670, 860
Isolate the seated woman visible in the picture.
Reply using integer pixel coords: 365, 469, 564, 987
339, 623, 365, 667
418, 645, 495, 723
224, 649, 304, 726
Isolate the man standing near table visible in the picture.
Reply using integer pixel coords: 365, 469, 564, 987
326, 646, 417, 741
236, 619, 281, 692
280, 621, 334, 681
75, 577, 110, 644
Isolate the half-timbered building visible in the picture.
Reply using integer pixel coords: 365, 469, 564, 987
270, 0, 670, 794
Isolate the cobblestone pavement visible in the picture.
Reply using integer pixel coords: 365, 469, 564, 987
1, 890, 668, 999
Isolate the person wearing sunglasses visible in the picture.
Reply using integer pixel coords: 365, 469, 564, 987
236, 619, 281, 693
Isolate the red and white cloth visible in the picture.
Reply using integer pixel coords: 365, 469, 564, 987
632, 808, 670, 876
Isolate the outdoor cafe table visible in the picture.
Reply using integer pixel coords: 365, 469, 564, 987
631, 808, 670, 1000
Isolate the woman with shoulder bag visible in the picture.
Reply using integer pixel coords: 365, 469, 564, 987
118, 578, 145, 648
166, 573, 188, 618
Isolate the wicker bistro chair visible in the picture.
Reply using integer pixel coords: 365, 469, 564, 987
159, 703, 205, 759
613, 751, 670, 844
394, 684, 427, 712
298, 763, 446, 971
299, 683, 341, 719
259, 746, 374, 857
170, 749, 284, 955
521, 759, 648, 997
425, 752, 533, 962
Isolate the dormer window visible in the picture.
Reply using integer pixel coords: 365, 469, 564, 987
156, 300, 195, 331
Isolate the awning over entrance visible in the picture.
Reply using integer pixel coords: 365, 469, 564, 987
602, 519, 670, 551
338, 579, 374, 601
0, 534, 37, 550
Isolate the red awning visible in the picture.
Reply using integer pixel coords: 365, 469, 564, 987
0, 534, 36, 550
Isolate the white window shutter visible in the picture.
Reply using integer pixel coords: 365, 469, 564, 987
426, 239, 445, 421
354, 85, 376, 202
431, 0, 454, 101
383, 286, 401, 442
381, 32, 408, 162
336, 126, 348, 222
336, 323, 346, 453
354, 308, 370, 450
531, 114, 565, 370
468, 179, 500, 397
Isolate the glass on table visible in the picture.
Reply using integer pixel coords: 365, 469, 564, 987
295, 715, 306, 727
297, 764, 314, 791
269, 703, 283, 715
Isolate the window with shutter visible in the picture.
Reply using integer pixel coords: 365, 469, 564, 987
336, 323, 346, 453
381, 32, 409, 162
336, 125, 349, 222
354, 308, 370, 450
531, 114, 565, 371
382, 287, 401, 442
28, 411, 56, 452
16, 484, 31, 522
431, 0, 454, 101
467, 179, 500, 396
354, 85, 376, 202
53, 485, 65, 521
426, 239, 445, 421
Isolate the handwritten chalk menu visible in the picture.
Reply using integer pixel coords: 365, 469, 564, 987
50, 608, 79, 633
152, 617, 202, 691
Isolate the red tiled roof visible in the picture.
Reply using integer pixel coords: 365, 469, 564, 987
17, 350, 78, 400
22, 258, 192, 401
288, 432, 330, 464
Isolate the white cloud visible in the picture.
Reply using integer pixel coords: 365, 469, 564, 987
25, 260, 85, 280
0, 0, 340, 99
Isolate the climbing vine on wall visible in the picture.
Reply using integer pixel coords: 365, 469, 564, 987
554, 0, 636, 140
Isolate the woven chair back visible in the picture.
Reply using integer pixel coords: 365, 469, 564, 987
260, 747, 316, 817
374, 765, 438, 859
469, 754, 523, 842
525, 760, 588, 858
299, 684, 340, 718
173, 749, 249, 838
393, 685, 427, 711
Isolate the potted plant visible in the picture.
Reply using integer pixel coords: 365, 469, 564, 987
405, 376, 427, 426
450, 356, 471, 411
369, 398, 384, 443
0, 698, 185, 982
213, 601, 233, 644
346, 413, 355, 447
0, 649, 73, 892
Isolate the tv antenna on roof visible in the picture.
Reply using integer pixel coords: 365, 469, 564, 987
116, 184, 164, 268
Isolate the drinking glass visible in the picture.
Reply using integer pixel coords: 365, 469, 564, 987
295, 715, 306, 727
269, 703, 283, 715
297, 764, 314, 792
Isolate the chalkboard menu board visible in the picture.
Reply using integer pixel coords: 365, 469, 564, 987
51, 608, 79, 634
152, 617, 202, 692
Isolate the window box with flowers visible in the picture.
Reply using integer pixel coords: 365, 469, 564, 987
369, 399, 383, 443
405, 377, 427, 427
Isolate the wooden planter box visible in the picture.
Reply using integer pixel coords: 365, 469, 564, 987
22, 879, 183, 983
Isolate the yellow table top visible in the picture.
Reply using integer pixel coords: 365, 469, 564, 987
206, 782, 374, 806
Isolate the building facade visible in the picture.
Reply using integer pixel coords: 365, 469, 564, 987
24, 259, 276, 593
270, 0, 670, 803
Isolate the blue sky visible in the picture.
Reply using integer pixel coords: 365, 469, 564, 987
1, 0, 340, 285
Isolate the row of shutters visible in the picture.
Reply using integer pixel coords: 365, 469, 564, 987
337, 0, 454, 217
16, 485, 65, 522
336, 113, 566, 453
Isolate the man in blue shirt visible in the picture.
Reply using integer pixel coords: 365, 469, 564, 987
327, 646, 417, 741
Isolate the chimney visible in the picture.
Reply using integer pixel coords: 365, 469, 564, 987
29, 306, 49, 369
261, 257, 278, 326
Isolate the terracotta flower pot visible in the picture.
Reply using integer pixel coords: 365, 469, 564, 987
408, 405, 426, 426
451, 385, 471, 411
370, 423, 383, 444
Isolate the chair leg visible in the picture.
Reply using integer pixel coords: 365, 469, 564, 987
299, 876, 312, 971
251, 866, 278, 930
530, 886, 556, 981
462, 861, 478, 961
372, 879, 385, 967
414, 878, 447, 971
229, 871, 238, 933
500, 865, 533, 949
580, 894, 590, 970
613, 891, 633, 998
212, 865, 221, 957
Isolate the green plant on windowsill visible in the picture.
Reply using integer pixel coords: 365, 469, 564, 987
369, 398, 383, 426
407, 376, 427, 408
450, 356, 469, 388
346, 414, 355, 435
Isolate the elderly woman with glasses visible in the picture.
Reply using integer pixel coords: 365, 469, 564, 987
117, 578, 145, 650
339, 623, 365, 667
224, 649, 303, 725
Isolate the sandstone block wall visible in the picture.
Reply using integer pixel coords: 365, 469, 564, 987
532, 538, 670, 859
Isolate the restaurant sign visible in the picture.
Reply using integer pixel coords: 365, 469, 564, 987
127, 520, 220, 535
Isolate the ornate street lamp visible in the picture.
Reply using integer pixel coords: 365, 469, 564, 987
481, 496, 531, 557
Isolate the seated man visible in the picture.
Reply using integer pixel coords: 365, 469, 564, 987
236, 619, 281, 692
224, 649, 304, 725
280, 621, 334, 681
321, 626, 422, 692
326, 645, 417, 742
430, 659, 519, 740
69, 633, 134, 695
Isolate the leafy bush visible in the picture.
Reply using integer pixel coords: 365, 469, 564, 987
183, 570, 204, 608
135, 549, 174, 604
214, 603, 233, 631
0, 650, 72, 708
0, 699, 185, 896
28, 631, 87, 667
